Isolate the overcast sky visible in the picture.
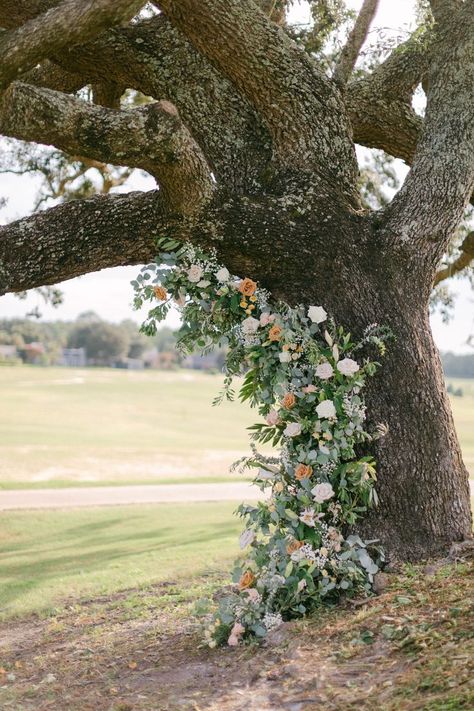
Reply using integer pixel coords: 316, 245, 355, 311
0, 0, 472, 352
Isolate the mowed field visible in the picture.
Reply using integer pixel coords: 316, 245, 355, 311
0, 366, 257, 488
0, 366, 472, 488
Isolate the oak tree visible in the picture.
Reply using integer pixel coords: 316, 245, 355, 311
0, 0, 473, 560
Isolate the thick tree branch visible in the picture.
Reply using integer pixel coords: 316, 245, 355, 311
0, 82, 212, 214
0, 191, 164, 295
383, 3, 474, 265
333, 0, 379, 86
0, 5, 272, 192
23, 61, 85, 94
157, 0, 359, 204
429, 0, 462, 22
0, 0, 144, 90
433, 232, 474, 285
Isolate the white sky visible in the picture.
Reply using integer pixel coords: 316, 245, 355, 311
0, 0, 472, 352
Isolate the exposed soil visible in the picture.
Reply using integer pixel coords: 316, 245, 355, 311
0, 563, 473, 710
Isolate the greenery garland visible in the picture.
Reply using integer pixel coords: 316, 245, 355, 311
133, 238, 390, 647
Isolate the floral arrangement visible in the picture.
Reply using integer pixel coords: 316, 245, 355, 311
133, 238, 389, 647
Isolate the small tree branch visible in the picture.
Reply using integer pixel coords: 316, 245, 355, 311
433, 232, 474, 285
0, 0, 144, 91
333, 0, 379, 86
0, 82, 213, 214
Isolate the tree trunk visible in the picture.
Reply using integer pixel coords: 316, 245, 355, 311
262, 218, 473, 563
323, 262, 472, 562
361, 306, 472, 561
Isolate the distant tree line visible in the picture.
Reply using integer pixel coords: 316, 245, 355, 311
1, 314, 472, 376
441, 352, 474, 379
0, 312, 178, 366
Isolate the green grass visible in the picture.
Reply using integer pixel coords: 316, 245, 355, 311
447, 378, 474, 477
0, 366, 256, 487
0, 501, 241, 620
0, 367, 472, 489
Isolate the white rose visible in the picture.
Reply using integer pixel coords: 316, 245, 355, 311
284, 422, 302, 437
315, 362, 333, 380
308, 305, 327, 324
311, 482, 335, 503
315, 399, 336, 419
279, 351, 291, 363
187, 264, 203, 283
241, 316, 260, 335
239, 529, 255, 549
215, 266, 230, 282
337, 358, 360, 377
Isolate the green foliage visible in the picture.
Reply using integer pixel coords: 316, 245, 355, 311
134, 239, 390, 646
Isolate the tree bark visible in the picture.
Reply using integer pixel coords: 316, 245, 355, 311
301, 255, 473, 562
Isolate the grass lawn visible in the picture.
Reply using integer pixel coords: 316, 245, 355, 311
0, 502, 241, 620
0, 367, 472, 489
0, 367, 257, 487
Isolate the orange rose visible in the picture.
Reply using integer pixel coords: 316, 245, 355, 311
295, 463, 312, 480
286, 539, 304, 555
268, 325, 282, 341
153, 285, 167, 300
282, 392, 296, 409
238, 570, 256, 590
238, 278, 257, 297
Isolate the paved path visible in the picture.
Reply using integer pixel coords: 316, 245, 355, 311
0, 482, 260, 511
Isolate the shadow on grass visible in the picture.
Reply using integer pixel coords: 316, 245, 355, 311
0, 519, 239, 611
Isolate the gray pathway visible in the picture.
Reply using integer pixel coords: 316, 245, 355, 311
0, 482, 260, 511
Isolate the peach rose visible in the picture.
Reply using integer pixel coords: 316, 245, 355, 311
282, 392, 296, 409
295, 463, 312, 480
268, 324, 282, 341
238, 278, 257, 296
286, 539, 304, 555
238, 570, 256, 590
153, 286, 167, 300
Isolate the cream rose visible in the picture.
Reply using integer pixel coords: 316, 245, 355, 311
315, 399, 336, 419
279, 351, 291, 363
241, 316, 260, 335
215, 266, 230, 282
187, 264, 203, 283
315, 362, 334, 380
284, 422, 302, 437
337, 358, 360, 376
308, 305, 327, 323
311, 482, 335, 503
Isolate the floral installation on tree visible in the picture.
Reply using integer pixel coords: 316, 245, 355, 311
132, 237, 390, 648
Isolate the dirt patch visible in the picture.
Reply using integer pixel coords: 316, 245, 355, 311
0, 564, 473, 710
